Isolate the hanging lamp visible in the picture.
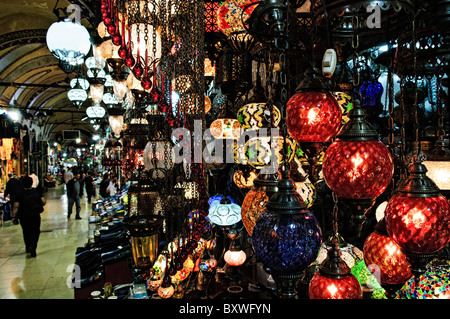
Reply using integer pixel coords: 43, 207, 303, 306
363, 219, 412, 299
322, 97, 394, 238
252, 167, 322, 298
384, 160, 450, 281
241, 170, 279, 236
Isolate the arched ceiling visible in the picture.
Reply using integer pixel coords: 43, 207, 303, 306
0, 0, 102, 144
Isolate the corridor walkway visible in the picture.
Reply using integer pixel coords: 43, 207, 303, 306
0, 185, 90, 299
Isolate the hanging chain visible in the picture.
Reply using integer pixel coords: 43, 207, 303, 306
274, 37, 289, 171
436, 77, 445, 142
332, 191, 339, 246
412, 17, 419, 144
352, 14, 360, 87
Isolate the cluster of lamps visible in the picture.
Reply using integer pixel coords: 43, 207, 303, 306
48, 0, 450, 300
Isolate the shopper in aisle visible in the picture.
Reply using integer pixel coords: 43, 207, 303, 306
11, 175, 46, 257
107, 176, 117, 197
29, 170, 39, 189
84, 171, 95, 204
64, 167, 73, 184
4, 173, 24, 206
66, 169, 82, 219
99, 172, 110, 198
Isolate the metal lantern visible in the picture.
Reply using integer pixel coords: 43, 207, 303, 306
122, 215, 165, 269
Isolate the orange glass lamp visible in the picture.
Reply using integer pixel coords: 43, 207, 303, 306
157, 274, 174, 299
363, 219, 412, 299
309, 242, 363, 299
241, 171, 279, 236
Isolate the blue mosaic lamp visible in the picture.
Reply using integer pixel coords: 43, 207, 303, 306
252, 168, 323, 298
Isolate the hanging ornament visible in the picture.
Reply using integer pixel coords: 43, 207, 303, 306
286, 69, 342, 143
385, 161, 450, 280
309, 244, 363, 299
363, 219, 412, 299
322, 98, 394, 237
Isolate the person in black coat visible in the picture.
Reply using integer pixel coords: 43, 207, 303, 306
84, 172, 95, 204
4, 173, 24, 205
12, 176, 46, 257
66, 169, 82, 219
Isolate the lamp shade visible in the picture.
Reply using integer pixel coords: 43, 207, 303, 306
208, 198, 241, 227
67, 80, 88, 107
46, 19, 91, 65
210, 118, 241, 139
113, 78, 129, 102
90, 83, 104, 104
309, 245, 363, 299
241, 172, 278, 236
86, 105, 106, 118
363, 220, 412, 286
309, 271, 363, 299
108, 107, 125, 138
224, 249, 247, 267
322, 100, 393, 199
385, 163, 450, 255
252, 172, 322, 274
216, 0, 259, 37
286, 72, 342, 143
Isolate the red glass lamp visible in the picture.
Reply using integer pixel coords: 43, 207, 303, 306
322, 98, 394, 237
287, 70, 342, 183
363, 219, 412, 298
286, 70, 342, 144
385, 161, 450, 280
309, 243, 362, 299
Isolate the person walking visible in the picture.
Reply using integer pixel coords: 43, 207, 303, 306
4, 172, 24, 207
11, 176, 46, 257
66, 169, 82, 219
29, 170, 39, 189
84, 171, 95, 204
64, 167, 73, 184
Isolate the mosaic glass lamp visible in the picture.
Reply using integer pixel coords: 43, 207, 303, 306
252, 168, 322, 298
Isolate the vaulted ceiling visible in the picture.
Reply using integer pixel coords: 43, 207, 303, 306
0, 0, 102, 143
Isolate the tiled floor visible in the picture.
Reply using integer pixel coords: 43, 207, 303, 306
0, 185, 90, 299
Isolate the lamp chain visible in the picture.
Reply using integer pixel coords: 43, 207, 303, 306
331, 191, 339, 247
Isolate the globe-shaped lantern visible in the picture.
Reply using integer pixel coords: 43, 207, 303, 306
241, 171, 279, 236
252, 169, 322, 298
46, 19, 91, 66
67, 78, 88, 108
385, 161, 450, 279
309, 244, 363, 299
216, 0, 259, 38
322, 98, 394, 237
363, 219, 412, 298
224, 240, 247, 267
208, 197, 242, 227
286, 70, 342, 144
